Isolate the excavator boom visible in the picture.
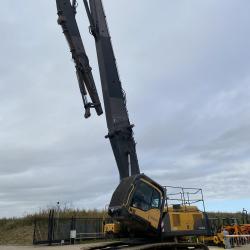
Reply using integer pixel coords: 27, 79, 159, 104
86, 0, 140, 179
56, 0, 140, 180
56, 0, 103, 118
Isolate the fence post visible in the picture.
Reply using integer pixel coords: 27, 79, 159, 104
48, 210, 55, 246
70, 216, 76, 244
33, 217, 37, 245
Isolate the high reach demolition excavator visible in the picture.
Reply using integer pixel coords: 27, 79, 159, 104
56, 0, 210, 248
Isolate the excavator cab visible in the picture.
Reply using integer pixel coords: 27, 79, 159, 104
109, 179, 210, 238
108, 174, 165, 236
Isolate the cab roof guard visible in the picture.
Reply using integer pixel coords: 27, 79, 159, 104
163, 185, 206, 213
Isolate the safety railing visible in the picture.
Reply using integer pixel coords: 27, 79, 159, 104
225, 234, 250, 248
163, 185, 206, 212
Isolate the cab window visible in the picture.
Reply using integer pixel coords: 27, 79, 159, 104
151, 189, 161, 208
131, 181, 161, 211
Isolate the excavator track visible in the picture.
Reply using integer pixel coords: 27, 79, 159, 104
126, 242, 209, 250
82, 240, 209, 250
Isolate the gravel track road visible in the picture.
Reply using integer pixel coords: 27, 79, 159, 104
1, 244, 250, 250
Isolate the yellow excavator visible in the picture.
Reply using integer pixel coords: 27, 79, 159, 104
106, 177, 209, 240
56, 0, 210, 248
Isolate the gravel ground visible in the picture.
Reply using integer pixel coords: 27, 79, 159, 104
0, 244, 250, 250
0, 242, 113, 250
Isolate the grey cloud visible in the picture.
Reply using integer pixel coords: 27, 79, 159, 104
0, 0, 250, 217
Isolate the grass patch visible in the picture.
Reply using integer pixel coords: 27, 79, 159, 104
0, 209, 105, 245
0, 218, 33, 245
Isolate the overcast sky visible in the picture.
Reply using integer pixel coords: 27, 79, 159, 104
0, 0, 250, 218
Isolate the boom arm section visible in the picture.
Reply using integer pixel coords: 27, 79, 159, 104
56, 0, 103, 118
56, 0, 140, 180
85, 0, 140, 179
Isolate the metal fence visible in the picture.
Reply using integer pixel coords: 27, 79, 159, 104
33, 210, 107, 245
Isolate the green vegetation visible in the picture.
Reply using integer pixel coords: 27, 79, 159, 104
0, 208, 106, 245
0, 209, 249, 245
207, 211, 250, 223
0, 217, 33, 245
